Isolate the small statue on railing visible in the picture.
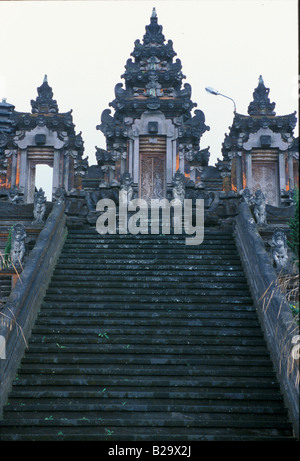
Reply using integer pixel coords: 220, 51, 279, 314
53, 187, 66, 205
32, 188, 47, 225
7, 186, 23, 204
241, 188, 253, 205
270, 229, 288, 270
172, 170, 185, 204
10, 223, 26, 268
253, 189, 267, 225
120, 172, 133, 205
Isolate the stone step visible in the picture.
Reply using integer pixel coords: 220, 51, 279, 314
60, 247, 239, 254
41, 300, 255, 310
20, 355, 273, 367
22, 344, 270, 357
37, 309, 257, 319
17, 364, 277, 378
0, 432, 292, 442
4, 393, 286, 414
68, 227, 233, 240
42, 294, 254, 304
55, 261, 243, 269
54, 263, 244, 271
10, 375, 279, 389
57, 253, 241, 261
33, 317, 260, 328
51, 272, 246, 280
46, 281, 249, 291
30, 325, 264, 337
64, 241, 236, 248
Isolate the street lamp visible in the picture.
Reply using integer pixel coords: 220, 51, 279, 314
205, 86, 236, 113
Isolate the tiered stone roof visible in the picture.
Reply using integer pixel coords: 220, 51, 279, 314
97, 8, 209, 158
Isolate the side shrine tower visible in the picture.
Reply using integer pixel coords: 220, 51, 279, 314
218, 76, 298, 205
0, 76, 88, 204
83, 8, 212, 206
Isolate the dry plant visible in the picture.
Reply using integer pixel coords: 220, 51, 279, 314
259, 271, 299, 388
1, 251, 27, 350
0, 250, 23, 283
0, 307, 28, 350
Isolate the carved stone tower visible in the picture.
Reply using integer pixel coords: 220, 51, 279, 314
0, 76, 88, 203
95, 8, 210, 202
218, 75, 298, 205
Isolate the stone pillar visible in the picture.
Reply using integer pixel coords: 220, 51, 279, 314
10, 151, 18, 188
245, 152, 252, 191
63, 155, 69, 191
236, 153, 243, 193
166, 137, 173, 184
120, 157, 126, 176
288, 151, 294, 190
128, 139, 134, 177
19, 149, 28, 193
53, 149, 61, 193
172, 139, 177, 179
178, 148, 185, 174
278, 152, 286, 194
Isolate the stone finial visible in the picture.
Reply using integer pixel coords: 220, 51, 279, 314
30, 76, 59, 114
247, 75, 276, 116
32, 188, 47, 225
271, 229, 288, 270
10, 223, 26, 267
253, 189, 267, 225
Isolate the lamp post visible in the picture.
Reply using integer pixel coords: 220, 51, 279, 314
205, 86, 236, 113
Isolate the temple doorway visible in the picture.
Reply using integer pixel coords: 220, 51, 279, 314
139, 135, 166, 201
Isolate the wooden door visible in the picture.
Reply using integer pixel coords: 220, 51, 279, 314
139, 136, 166, 201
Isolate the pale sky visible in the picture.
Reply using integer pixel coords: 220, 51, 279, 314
0, 0, 298, 198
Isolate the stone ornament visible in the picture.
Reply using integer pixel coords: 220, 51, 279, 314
253, 189, 267, 225
248, 75, 276, 116
271, 229, 288, 270
7, 186, 23, 204
32, 188, 47, 225
53, 187, 66, 204
10, 223, 26, 267
241, 188, 252, 204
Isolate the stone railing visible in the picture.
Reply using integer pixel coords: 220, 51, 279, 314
0, 201, 67, 416
234, 201, 299, 439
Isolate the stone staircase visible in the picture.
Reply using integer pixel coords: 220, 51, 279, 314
0, 228, 295, 441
